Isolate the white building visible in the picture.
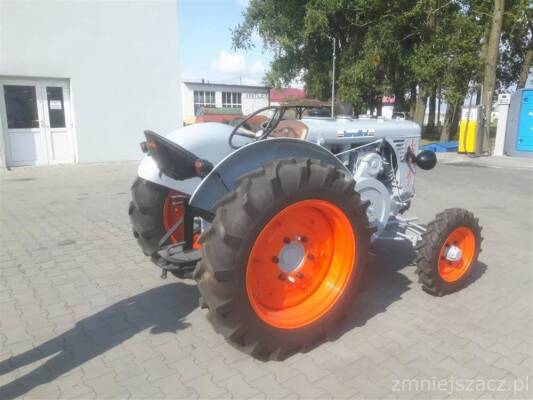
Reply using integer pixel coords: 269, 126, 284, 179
0, 1, 181, 168
181, 81, 269, 124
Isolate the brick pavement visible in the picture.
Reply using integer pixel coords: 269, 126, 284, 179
0, 161, 531, 399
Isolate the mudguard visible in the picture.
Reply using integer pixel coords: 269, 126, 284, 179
189, 138, 351, 215
137, 123, 252, 194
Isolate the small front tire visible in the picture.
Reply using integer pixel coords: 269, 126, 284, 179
416, 208, 482, 296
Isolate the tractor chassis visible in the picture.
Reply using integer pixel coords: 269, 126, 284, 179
154, 206, 429, 280
378, 216, 427, 247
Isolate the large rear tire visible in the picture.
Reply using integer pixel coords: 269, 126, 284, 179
129, 178, 185, 257
194, 159, 372, 360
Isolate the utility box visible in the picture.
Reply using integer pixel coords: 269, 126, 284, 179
458, 106, 479, 153
505, 88, 533, 157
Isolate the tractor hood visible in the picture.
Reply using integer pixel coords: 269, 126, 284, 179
301, 117, 421, 145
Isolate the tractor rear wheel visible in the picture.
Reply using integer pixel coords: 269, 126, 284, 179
416, 208, 482, 296
194, 159, 371, 360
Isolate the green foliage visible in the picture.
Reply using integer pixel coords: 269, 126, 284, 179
498, 0, 532, 88
233, 0, 531, 111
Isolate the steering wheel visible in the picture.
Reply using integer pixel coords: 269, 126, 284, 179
229, 106, 285, 149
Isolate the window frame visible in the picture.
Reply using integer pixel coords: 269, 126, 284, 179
222, 91, 242, 109
193, 90, 216, 115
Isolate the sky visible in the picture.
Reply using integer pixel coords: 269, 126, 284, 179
179, 0, 273, 86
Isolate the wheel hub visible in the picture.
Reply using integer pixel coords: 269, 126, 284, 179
277, 240, 305, 273
245, 199, 356, 329
437, 227, 476, 283
445, 245, 463, 262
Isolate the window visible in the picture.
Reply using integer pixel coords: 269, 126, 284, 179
194, 91, 215, 115
222, 92, 242, 109
3, 85, 39, 129
46, 86, 66, 128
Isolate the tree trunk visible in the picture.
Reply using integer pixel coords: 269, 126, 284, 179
440, 100, 462, 142
436, 86, 442, 130
409, 85, 417, 118
476, 29, 489, 106
450, 103, 462, 141
414, 87, 427, 128
479, 0, 504, 154
518, 48, 532, 89
426, 87, 437, 135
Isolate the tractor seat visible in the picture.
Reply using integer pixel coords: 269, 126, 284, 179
271, 120, 309, 140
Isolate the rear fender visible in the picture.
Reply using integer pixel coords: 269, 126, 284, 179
189, 138, 350, 216
137, 122, 251, 194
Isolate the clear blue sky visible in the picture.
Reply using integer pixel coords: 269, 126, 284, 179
179, 0, 273, 85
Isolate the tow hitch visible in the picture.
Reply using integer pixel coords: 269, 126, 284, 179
157, 243, 201, 279
155, 199, 202, 279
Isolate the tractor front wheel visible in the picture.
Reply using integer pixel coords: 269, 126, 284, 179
194, 159, 372, 360
416, 208, 482, 296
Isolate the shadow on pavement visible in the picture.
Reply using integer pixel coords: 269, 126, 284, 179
0, 242, 488, 392
333, 237, 487, 341
334, 239, 416, 337
0, 282, 199, 399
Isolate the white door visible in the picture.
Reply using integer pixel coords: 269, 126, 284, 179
1, 78, 75, 166
41, 81, 75, 164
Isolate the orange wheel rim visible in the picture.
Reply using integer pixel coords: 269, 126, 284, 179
438, 227, 476, 283
245, 199, 356, 329
163, 192, 200, 248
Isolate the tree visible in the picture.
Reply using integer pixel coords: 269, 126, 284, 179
497, 0, 532, 89
479, 0, 505, 154
233, 0, 529, 139
517, 49, 532, 88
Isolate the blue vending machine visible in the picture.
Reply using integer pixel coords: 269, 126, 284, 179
505, 88, 533, 157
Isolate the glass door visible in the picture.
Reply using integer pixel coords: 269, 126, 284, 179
1, 81, 49, 166
42, 82, 75, 164
1, 78, 75, 166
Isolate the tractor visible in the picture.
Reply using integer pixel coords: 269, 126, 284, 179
129, 105, 482, 360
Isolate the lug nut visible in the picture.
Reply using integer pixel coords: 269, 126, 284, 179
283, 237, 291, 244
299, 236, 308, 243
272, 256, 279, 263
307, 254, 315, 260
296, 272, 304, 279
278, 273, 286, 281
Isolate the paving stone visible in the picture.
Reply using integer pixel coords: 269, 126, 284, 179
218, 375, 263, 399
280, 374, 328, 399
250, 374, 294, 398
151, 373, 196, 399
312, 374, 360, 399
169, 358, 205, 382
185, 374, 228, 398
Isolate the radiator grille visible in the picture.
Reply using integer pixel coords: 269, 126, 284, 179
393, 139, 406, 159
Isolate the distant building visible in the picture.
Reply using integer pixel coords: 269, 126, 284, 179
269, 88, 306, 105
381, 96, 395, 119
1, 1, 181, 167
181, 81, 269, 125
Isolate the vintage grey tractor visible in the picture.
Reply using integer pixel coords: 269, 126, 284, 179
129, 105, 482, 360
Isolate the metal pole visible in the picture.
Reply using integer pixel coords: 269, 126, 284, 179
331, 37, 336, 118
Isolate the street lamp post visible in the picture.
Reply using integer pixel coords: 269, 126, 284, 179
331, 37, 336, 118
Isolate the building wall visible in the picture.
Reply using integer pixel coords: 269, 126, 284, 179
0, 0, 181, 165
181, 82, 269, 123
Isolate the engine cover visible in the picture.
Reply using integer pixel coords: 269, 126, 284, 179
355, 177, 391, 238
353, 152, 392, 238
